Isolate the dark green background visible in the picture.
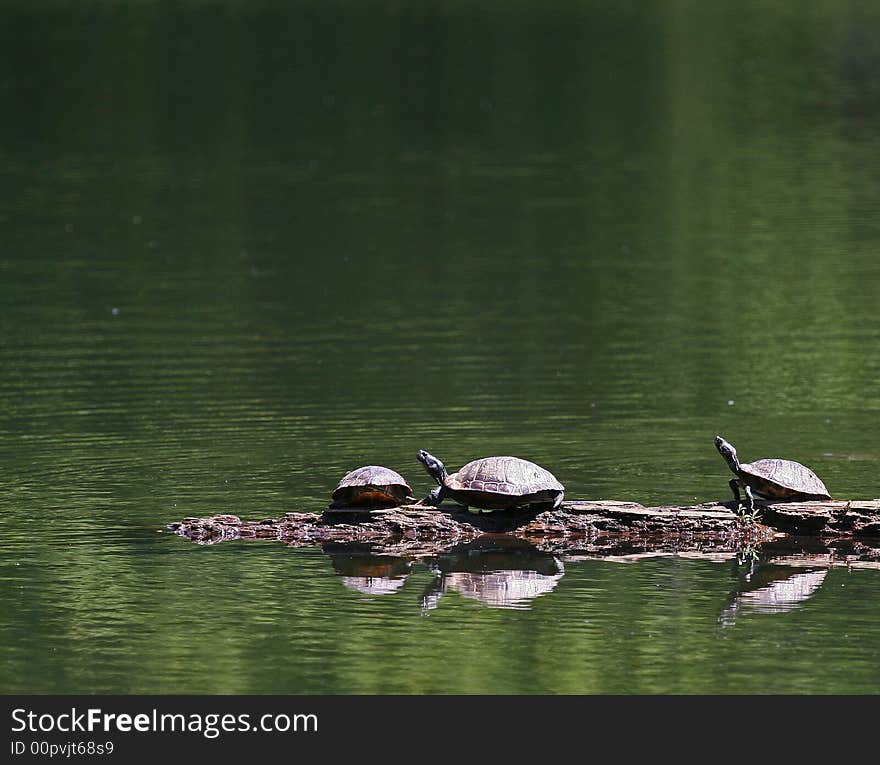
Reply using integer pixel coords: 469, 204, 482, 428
1, 0, 879, 693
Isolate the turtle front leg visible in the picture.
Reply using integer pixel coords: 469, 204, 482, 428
426, 486, 445, 507
728, 478, 742, 513
743, 484, 756, 516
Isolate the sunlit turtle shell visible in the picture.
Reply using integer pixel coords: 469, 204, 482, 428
330, 466, 413, 508
446, 456, 565, 510
739, 458, 831, 500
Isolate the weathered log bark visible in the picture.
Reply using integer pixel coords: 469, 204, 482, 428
167, 498, 880, 554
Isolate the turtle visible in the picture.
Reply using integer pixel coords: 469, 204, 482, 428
330, 465, 415, 509
714, 435, 831, 515
416, 450, 564, 510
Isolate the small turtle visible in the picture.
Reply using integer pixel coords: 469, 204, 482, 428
714, 435, 831, 515
330, 466, 415, 509
416, 450, 564, 510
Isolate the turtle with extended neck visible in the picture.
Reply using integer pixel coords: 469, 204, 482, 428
714, 435, 830, 515
416, 450, 564, 511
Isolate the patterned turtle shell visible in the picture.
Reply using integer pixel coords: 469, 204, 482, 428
331, 465, 413, 507
739, 458, 831, 500
447, 456, 564, 502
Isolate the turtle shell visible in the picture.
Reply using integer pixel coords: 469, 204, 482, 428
446, 456, 564, 509
331, 465, 413, 507
740, 459, 831, 500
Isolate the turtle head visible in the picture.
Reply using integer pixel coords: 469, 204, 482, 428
417, 450, 448, 486
715, 435, 740, 472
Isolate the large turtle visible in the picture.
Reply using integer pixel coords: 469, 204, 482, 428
714, 435, 830, 515
330, 466, 415, 509
416, 450, 564, 510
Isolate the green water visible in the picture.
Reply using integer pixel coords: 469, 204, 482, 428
2, 0, 880, 694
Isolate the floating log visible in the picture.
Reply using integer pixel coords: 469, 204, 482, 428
167, 497, 880, 555
166, 505, 880, 614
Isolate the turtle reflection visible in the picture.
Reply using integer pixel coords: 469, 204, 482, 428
718, 555, 829, 628
323, 542, 413, 596
421, 536, 564, 611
